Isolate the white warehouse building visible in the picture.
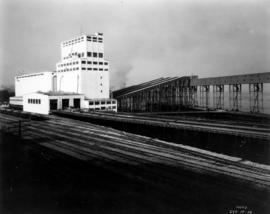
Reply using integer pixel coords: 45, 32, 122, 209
15, 71, 56, 97
9, 33, 117, 114
56, 33, 109, 99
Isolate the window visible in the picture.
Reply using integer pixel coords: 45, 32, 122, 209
95, 101, 99, 105
33, 99, 36, 104
104, 69, 108, 71
100, 76, 103, 79
99, 68, 103, 71
100, 83, 103, 86
82, 60, 86, 64
87, 68, 92, 70
82, 67, 86, 70
104, 62, 108, 65
89, 101, 94, 105
73, 62, 75, 65
99, 62, 103, 65
99, 53, 103, 58
101, 107, 106, 110
93, 52, 97, 57
93, 68, 98, 70
28, 99, 30, 103
93, 61, 97, 65
112, 101, 116, 104
76, 61, 79, 64
100, 90, 103, 93
112, 106, 116, 109
87, 52, 92, 57
87, 61, 91, 64
101, 101, 105, 105
107, 101, 111, 104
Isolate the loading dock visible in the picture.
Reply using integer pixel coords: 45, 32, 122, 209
74, 98, 81, 108
50, 99, 58, 110
62, 99, 69, 109
23, 92, 84, 114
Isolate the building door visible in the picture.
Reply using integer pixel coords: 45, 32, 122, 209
62, 99, 69, 109
50, 99, 58, 110
74, 98, 80, 108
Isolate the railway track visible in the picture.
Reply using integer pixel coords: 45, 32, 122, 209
55, 111, 270, 140
0, 113, 270, 193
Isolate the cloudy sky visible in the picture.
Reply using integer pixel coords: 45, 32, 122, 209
0, 0, 269, 90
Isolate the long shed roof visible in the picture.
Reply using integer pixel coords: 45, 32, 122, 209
113, 76, 186, 98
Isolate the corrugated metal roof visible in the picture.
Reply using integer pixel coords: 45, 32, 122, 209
113, 76, 182, 98
113, 77, 166, 98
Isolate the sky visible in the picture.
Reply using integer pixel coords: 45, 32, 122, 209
0, 0, 269, 90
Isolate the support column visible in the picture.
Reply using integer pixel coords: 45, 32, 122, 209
199, 85, 210, 109
213, 85, 224, 110
229, 84, 242, 111
189, 86, 198, 107
249, 83, 263, 113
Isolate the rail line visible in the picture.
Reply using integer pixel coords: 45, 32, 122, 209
55, 111, 270, 140
0, 113, 269, 192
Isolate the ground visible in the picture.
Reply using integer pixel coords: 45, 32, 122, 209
0, 132, 269, 214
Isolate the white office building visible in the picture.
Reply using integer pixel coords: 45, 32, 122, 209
9, 33, 117, 114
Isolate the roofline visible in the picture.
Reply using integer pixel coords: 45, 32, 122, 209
15, 71, 54, 78
61, 33, 104, 44
114, 76, 188, 98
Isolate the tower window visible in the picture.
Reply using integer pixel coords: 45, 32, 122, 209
93, 62, 97, 65
82, 61, 86, 64
87, 52, 92, 57
99, 53, 103, 58
87, 61, 92, 64
93, 52, 97, 57
99, 62, 103, 65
